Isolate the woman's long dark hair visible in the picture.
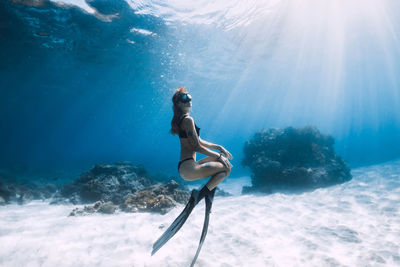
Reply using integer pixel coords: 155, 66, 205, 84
170, 86, 188, 135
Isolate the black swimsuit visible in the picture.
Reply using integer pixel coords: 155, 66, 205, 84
177, 115, 200, 171
178, 115, 200, 138
178, 157, 194, 171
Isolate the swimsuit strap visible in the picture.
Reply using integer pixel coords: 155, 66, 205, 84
178, 114, 189, 138
178, 114, 189, 128
177, 114, 200, 138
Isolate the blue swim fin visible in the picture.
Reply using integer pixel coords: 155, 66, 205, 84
190, 187, 216, 267
151, 185, 210, 256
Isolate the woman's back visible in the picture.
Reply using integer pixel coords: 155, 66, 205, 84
178, 114, 200, 160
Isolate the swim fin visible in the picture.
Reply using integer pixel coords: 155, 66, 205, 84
151, 185, 211, 256
190, 187, 216, 267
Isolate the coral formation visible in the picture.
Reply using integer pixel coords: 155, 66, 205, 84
242, 126, 352, 193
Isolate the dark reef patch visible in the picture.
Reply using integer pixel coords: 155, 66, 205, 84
242, 126, 352, 194
0, 170, 58, 205
51, 161, 191, 214
1, 161, 231, 214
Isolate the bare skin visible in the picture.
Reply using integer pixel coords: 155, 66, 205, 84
176, 101, 233, 190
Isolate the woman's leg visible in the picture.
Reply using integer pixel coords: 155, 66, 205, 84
198, 158, 231, 176
203, 157, 232, 190
180, 159, 230, 181
180, 159, 232, 191
196, 156, 216, 165
205, 171, 227, 190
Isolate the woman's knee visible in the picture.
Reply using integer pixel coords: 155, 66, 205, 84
197, 161, 225, 174
211, 162, 231, 177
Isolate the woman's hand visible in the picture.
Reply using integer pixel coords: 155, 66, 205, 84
219, 146, 233, 160
218, 154, 232, 169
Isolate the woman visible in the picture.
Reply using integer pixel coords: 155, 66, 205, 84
171, 86, 233, 192
151, 86, 233, 265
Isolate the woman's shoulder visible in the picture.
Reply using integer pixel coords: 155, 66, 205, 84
180, 115, 195, 126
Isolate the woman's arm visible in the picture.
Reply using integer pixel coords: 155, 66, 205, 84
181, 117, 220, 158
199, 138, 221, 150
200, 137, 233, 160
181, 116, 233, 165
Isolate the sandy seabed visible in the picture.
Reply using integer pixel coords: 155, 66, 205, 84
1, 161, 400, 267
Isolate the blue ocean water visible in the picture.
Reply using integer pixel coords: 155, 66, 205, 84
1, 0, 400, 180
1, 1, 400, 266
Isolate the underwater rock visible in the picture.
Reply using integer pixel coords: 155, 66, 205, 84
69, 201, 118, 216
51, 161, 191, 214
0, 196, 6, 205
68, 180, 190, 215
242, 126, 352, 193
215, 188, 232, 197
0, 173, 59, 205
51, 162, 155, 205
1, 161, 229, 214
121, 180, 190, 214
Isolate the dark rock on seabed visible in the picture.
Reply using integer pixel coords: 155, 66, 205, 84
0, 171, 58, 205
242, 126, 352, 194
121, 180, 189, 214
69, 201, 118, 216
68, 179, 190, 216
51, 162, 156, 205
49, 161, 191, 215
1, 161, 231, 215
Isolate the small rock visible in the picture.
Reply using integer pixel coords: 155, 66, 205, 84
68, 201, 117, 216
0, 196, 6, 205
98, 201, 117, 214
